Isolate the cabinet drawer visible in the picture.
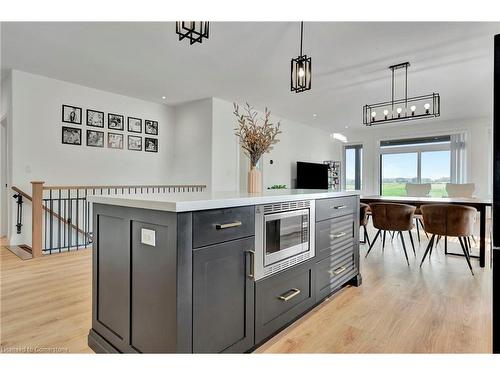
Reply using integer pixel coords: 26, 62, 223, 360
316, 214, 355, 260
316, 196, 357, 222
255, 261, 315, 344
315, 250, 356, 302
193, 206, 254, 248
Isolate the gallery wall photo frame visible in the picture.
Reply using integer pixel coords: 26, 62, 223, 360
145, 137, 158, 153
108, 113, 124, 131
108, 132, 124, 149
87, 129, 105, 148
128, 117, 142, 133
145, 120, 158, 135
62, 105, 82, 125
128, 135, 142, 151
87, 109, 105, 128
62, 126, 82, 145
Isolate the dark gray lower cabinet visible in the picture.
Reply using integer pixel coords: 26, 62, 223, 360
193, 236, 255, 353
255, 260, 315, 344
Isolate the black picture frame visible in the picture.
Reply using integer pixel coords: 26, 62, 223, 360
108, 113, 124, 131
87, 109, 105, 128
127, 117, 142, 133
108, 132, 124, 149
128, 135, 142, 151
61, 126, 82, 145
145, 120, 158, 135
145, 137, 158, 153
86, 130, 105, 148
62, 105, 82, 124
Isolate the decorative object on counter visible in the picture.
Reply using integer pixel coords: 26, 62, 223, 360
363, 62, 440, 126
128, 135, 142, 151
128, 117, 142, 133
61, 126, 82, 145
268, 184, 287, 189
323, 160, 341, 191
86, 130, 105, 148
145, 137, 158, 153
234, 102, 281, 193
176, 22, 209, 45
87, 109, 104, 128
145, 120, 158, 135
108, 132, 124, 149
291, 21, 312, 93
108, 113, 124, 130
62, 105, 82, 124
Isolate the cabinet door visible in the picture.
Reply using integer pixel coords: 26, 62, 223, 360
193, 237, 255, 353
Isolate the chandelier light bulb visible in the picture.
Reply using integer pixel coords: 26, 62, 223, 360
424, 103, 431, 114
298, 66, 305, 78
383, 109, 389, 120
371, 111, 376, 120
396, 107, 402, 118
410, 105, 416, 115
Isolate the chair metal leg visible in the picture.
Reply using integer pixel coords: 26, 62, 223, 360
415, 218, 421, 243
364, 225, 371, 247
390, 231, 395, 240
420, 234, 436, 267
471, 235, 477, 245
365, 229, 381, 258
399, 231, 410, 266
408, 230, 416, 255
436, 235, 441, 246
467, 236, 472, 253
382, 230, 386, 251
458, 237, 474, 276
418, 218, 429, 239
444, 235, 448, 254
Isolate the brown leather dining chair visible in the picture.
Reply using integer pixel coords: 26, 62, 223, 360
365, 203, 416, 266
360, 203, 371, 246
419, 204, 477, 275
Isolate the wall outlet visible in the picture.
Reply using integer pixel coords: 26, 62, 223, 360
141, 228, 156, 247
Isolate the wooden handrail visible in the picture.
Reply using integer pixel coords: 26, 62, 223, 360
43, 184, 207, 190
12, 186, 32, 201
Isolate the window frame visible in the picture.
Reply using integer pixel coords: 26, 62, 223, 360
343, 143, 363, 191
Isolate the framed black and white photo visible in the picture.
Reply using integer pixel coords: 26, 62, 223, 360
145, 120, 158, 135
108, 132, 124, 149
127, 117, 142, 133
87, 109, 104, 128
62, 126, 82, 145
62, 105, 82, 124
108, 113, 124, 130
128, 135, 142, 151
87, 130, 105, 147
145, 137, 158, 153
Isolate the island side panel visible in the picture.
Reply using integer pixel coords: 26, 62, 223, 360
89, 203, 180, 353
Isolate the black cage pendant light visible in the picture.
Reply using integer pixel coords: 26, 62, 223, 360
176, 22, 209, 45
291, 22, 312, 93
363, 62, 440, 126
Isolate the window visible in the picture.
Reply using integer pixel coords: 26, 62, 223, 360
344, 144, 363, 190
380, 136, 452, 197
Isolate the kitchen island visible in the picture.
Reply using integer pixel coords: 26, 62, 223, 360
87, 189, 361, 353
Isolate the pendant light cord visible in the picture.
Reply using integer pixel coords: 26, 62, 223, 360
300, 21, 304, 56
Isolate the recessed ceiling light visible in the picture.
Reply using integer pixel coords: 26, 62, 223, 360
162, 96, 166, 99
345, 125, 349, 129
313, 114, 317, 118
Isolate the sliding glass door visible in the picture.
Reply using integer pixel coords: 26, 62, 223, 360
344, 144, 362, 191
421, 150, 451, 197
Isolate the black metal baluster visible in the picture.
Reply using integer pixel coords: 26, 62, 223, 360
49, 190, 53, 251
67, 189, 72, 252
58, 190, 61, 251
76, 189, 79, 250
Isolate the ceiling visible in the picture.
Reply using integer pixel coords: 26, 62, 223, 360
2, 22, 499, 131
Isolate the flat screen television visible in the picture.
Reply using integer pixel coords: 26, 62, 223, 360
296, 161, 329, 189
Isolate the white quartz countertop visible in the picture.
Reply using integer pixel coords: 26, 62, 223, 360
87, 189, 359, 213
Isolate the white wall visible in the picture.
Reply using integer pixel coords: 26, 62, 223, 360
7, 70, 177, 244
342, 117, 492, 199
171, 98, 213, 188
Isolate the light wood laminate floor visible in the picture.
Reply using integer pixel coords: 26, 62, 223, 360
0, 227, 492, 353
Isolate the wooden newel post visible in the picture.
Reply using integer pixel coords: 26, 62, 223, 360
31, 181, 45, 258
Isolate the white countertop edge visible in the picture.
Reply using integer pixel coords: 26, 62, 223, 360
87, 190, 360, 213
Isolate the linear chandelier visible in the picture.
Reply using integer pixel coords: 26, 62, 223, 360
291, 22, 312, 93
363, 62, 440, 126
176, 22, 209, 45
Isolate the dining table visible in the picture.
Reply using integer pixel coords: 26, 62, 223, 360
360, 195, 492, 268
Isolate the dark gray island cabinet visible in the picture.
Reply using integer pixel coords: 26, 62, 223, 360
87, 190, 361, 353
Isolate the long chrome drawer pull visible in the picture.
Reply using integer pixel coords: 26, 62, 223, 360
215, 221, 242, 230
330, 231, 347, 239
246, 250, 255, 278
332, 205, 347, 210
329, 266, 347, 277
278, 288, 301, 302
